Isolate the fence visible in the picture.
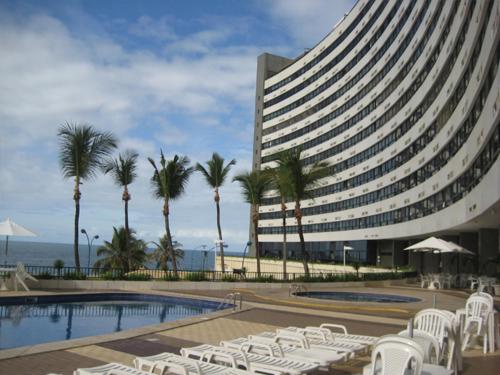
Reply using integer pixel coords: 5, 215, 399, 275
14, 264, 416, 283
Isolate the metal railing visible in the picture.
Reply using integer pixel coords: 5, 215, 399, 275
10, 264, 416, 283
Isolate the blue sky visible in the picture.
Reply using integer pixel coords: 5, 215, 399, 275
0, 0, 355, 255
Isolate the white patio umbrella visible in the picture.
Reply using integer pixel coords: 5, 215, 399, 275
446, 240, 475, 255
0, 218, 37, 265
404, 236, 459, 253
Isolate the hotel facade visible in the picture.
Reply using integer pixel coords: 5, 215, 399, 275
251, 0, 500, 273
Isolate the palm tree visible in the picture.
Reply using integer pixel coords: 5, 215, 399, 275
102, 150, 139, 270
195, 153, 236, 273
283, 148, 330, 276
149, 151, 193, 277
58, 122, 118, 271
264, 151, 293, 279
233, 170, 272, 276
150, 235, 185, 272
94, 227, 147, 272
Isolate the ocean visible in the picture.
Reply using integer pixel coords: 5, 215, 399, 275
0, 240, 242, 271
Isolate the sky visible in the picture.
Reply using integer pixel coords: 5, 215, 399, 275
0, 0, 355, 254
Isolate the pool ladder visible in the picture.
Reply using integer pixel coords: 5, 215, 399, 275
289, 284, 307, 297
218, 292, 243, 311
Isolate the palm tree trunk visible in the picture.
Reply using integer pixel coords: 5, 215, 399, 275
253, 206, 261, 277
281, 198, 287, 280
215, 189, 225, 273
123, 186, 130, 272
163, 199, 178, 277
295, 201, 309, 276
73, 177, 81, 271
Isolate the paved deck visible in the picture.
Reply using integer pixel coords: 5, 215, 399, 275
0, 286, 498, 375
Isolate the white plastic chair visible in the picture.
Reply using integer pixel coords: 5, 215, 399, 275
398, 329, 440, 364
420, 274, 430, 288
461, 296, 492, 353
74, 362, 151, 375
13, 262, 38, 291
363, 335, 425, 375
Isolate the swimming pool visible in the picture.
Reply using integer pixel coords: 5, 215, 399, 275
0, 293, 230, 350
294, 291, 420, 303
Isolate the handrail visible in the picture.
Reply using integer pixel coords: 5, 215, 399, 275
218, 292, 243, 311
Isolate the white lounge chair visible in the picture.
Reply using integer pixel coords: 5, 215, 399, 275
13, 262, 38, 291
286, 323, 379, 346
134, 352, 251, 375
220, 337, 345, 369
74, 362, 150, 375
363, 335, 453, 375
181, 344, 319, 375
268, 327, 368, 356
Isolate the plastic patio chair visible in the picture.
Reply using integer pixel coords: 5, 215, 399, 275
414, 309, 454, 366
13, 262, 38, 291
363, 335, 425, 375
461, 295, 492, 353
398, 329, 440, 364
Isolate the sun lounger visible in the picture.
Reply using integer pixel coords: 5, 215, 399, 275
74, 362, 150, 375
134, 352, 250, 375
181, 344, 319, 375
316, 324, 378, 345
252, 331, 357, 358
277, 326, 369, 354
220, 336, 346, 369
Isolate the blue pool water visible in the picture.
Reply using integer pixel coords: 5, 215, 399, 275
0, 293, 228, 350
295, 291, 420, 303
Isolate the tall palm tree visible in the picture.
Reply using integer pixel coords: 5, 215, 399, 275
58, 122, 118, 271
265, 151, 293, 279
149, 151, 193, 277
150, 235, 184, 272
195, 153, 236, 273
102, 150, 139, 270
284, 148, 330, 276
233, 170, 272, 276
94, 226, 147, 272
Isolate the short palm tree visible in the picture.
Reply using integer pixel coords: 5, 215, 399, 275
149, 151, 193, 277
150, 235, 185, 272
102, 150, 139, 270
233, 170, 272, 276
195, 153, 236, 273
265, 151, 293, 279
58, 122, 118, 271
284, 148, 330, 276
94, 227, 147, 272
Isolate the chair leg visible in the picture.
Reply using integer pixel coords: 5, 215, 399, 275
462, 333, 470, 351
15, 275, 30, 291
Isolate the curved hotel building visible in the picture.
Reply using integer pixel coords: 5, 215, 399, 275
251, 0, 500, 272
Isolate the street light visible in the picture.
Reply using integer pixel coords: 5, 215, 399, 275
343, 244, 354, 267
241, 241, 252, 270
81, 229, 99, 269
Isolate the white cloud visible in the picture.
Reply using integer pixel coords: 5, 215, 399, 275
261, 0, 355, 47
129, 15, 176, 41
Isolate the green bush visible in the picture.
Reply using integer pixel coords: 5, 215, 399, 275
247, 275, 275, 283
125, 273, 152, 281
63, 271, 87, 280
221, 274, 239, 282
183, 272, 208, 281
162, 273, 180, 281
100, 271, 123, 280
36, 272, 54, 280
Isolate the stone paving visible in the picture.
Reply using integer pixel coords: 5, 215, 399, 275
0, 285, 498, 375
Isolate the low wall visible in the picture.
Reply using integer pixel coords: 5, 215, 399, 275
217, 256, 391, 274
32, 278, 414, 291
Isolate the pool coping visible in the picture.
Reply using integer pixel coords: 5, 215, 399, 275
0, 290, 250, 360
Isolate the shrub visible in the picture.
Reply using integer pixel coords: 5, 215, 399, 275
221, 274, 239, 282
36, 272, 53, 280
247, 275, 275, 283
162, 273, 180, 281
100, 271, 123, 280
53, 259, 65, 269
183, 272, 208, 281
63, 271, 87, 280
125, 273, 152, 281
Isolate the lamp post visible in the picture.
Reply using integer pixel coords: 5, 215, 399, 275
81, 229, 99, 270
343, 244, 353, 267
241, 241, 252, 270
